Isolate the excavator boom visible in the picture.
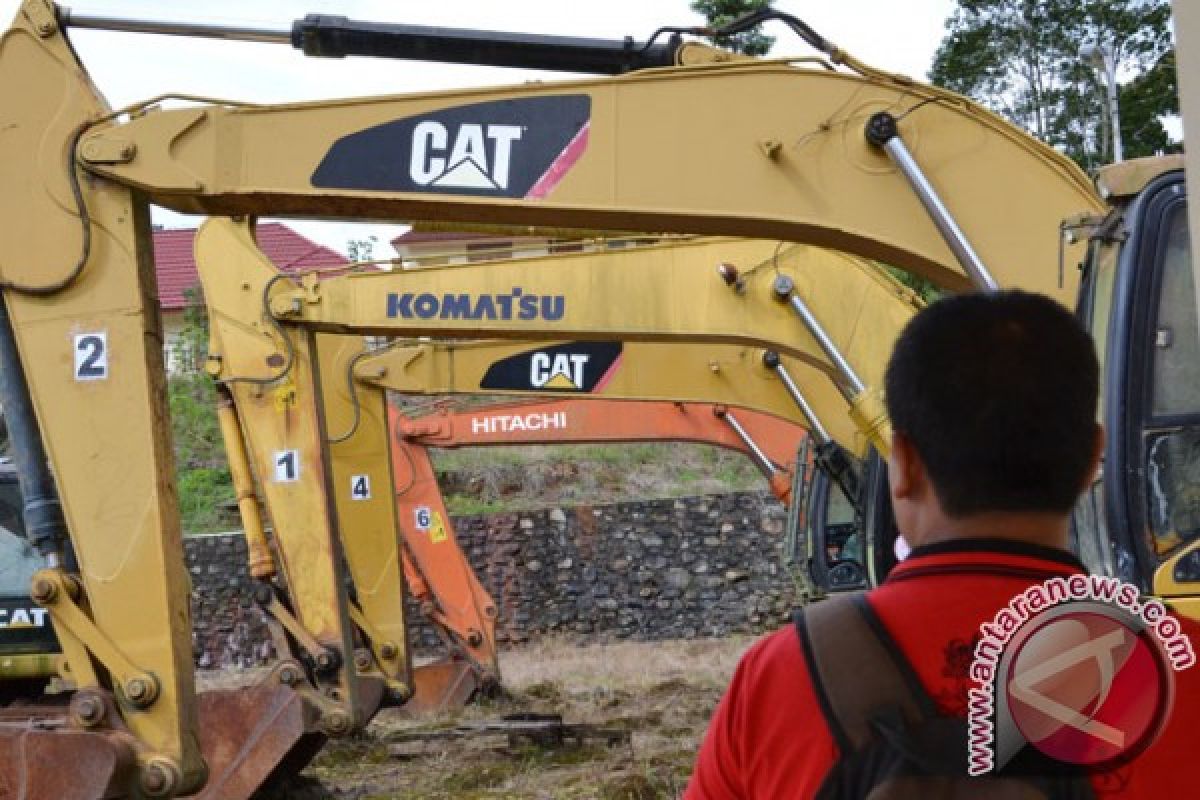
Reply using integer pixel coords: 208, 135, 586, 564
390, 396, 810, 712
0, 0, 1184, 794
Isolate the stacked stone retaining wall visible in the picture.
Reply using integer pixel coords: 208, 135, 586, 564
186, 491, 797, 667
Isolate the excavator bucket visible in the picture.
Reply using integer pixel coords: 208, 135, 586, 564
406, 659, 482, 715
0, 716, 136, 800
186, 685, 324, 800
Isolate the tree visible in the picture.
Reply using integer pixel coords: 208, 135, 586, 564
930, 0, 1175, 170
690, 0, 775, 56
347, 236, 377, 262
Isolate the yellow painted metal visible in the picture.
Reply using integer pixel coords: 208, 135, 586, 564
314, 334, 412, 696
362, 339, 865, 455
78, 59, 1102, 298
0, 651, 59, 679
199, 220, 922, 454
214, 387, 276, 579
196, 230, 364, 724
1152, 540, 1200, 623
0, 2, 202, 787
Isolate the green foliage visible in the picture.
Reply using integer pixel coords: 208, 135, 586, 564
930, 0, 1175, 169
168, 286, 235, 533
690, 0, 775, 56
883, 265, 944, 304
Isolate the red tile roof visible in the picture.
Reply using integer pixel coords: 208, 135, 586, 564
155, 223, 349, 311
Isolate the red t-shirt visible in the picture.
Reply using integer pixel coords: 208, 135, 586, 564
685, 540, 1200, 799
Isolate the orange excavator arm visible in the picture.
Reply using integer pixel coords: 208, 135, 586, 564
389, 397, 808, 712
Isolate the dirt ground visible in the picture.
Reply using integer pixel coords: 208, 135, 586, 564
272, 636, 756, 799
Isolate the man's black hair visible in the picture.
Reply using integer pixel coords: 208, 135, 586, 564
883, 290, 1099, 516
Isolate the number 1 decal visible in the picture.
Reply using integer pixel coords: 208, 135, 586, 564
274, 450, 299, 483
350, 474, 371, 500
74, 332, 108, 381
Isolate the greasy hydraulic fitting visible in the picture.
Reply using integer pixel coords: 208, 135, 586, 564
715, 262, 745, 292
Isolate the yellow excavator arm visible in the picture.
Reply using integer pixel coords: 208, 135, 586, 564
0, 0, 1132, 795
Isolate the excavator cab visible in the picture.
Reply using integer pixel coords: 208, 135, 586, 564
1073, 160, 1200, 618
806, 448, 904, 595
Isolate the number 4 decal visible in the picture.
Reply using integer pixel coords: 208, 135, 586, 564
74, 332, 107, 381
273, 450, 299, 483
350, 474, 371, 500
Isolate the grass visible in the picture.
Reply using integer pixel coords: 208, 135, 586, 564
431, 442, 767, 516
291, 636, 757, 799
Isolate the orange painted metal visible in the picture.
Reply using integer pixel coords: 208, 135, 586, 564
388, 398, 808, 710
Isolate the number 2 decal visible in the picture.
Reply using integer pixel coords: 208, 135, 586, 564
74, 332, 107, 381
274, 450, 299, 483
350, 474, 371, 500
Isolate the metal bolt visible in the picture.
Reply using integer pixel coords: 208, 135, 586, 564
762, 350, 781, 369
314, 650, 339, 673
30, 578, 56, 604
140, 759, 180, 798
467, 630, 484, 647
390, 684, 412, 704
772, 274, 795, 301
353, 649, 372, 672
118, 143, 135, 160
70, 691, 106, 728
124, 676, 155, 706
759, 138, 783, 159
716, 262, 740, 287
321, 709, 353, 737
277, 664, 301, 686
36, 21, 55, 37
379, 642, 398, 660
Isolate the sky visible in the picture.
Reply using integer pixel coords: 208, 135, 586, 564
0, 0, 957, 256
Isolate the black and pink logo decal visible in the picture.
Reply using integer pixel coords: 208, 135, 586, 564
311, 95, 590, 199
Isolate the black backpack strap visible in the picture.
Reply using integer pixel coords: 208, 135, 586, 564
794, 593, 939, 753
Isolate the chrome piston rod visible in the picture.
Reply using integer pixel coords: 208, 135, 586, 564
61, 10, 292, 43
771, 275, 866, 397
714, 408, 779, 479
865, 112, 999, 291
760, 351, 831, 444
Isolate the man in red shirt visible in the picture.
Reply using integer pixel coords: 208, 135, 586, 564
686, 291, 1198, 799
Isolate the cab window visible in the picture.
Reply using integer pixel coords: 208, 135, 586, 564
1145, 207, 1200, 556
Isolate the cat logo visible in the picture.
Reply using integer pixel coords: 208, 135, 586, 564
531, 352, 589, 389
312, 95, 591, 199
480, 341, 622, 393
410, 122, 522, 190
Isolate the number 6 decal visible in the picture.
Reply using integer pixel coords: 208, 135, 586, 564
74, 332, 107, 381
273, 450, 299, 483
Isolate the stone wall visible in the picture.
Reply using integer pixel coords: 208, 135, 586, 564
186, 491, 798, 667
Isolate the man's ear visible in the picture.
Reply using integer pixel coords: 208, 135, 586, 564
887, 431, 918, 499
